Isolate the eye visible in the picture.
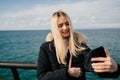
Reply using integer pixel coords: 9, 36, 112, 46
58, 23, 63, 28
65, 22, 69, 26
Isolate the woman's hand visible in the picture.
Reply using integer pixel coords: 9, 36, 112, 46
68, 55, 82, 78
91, 48, 118, 73
68, 67, 82, 77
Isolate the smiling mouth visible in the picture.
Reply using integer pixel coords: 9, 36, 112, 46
62, 32, 69, 35
62, 30, 69, 33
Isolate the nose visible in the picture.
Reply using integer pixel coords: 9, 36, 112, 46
63, 24, 67, 29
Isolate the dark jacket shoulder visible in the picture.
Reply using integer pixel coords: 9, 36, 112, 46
40, 41, 55, 52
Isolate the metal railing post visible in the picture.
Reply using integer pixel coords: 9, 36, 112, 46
0, 62, 37, 80
11, 68, 20, 80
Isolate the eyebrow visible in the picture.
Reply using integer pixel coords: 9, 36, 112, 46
58, 21, 68, 25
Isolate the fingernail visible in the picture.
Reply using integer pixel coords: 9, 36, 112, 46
91, 58, 93, 61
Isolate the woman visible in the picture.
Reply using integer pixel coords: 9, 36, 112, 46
37, 10, 120, 80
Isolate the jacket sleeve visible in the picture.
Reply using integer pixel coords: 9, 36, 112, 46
83, 47, 93, 72
37, 43, 68, 80
117, 64, 120, 75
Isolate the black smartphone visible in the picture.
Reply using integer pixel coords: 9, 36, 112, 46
91, 46, 106, 58
91, 46, 106, 63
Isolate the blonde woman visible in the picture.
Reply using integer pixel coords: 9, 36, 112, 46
37, 10, 120, 80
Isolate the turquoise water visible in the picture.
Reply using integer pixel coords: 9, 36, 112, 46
0, 28, 120, 80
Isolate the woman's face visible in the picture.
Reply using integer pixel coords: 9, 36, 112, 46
57, 16, 70, 39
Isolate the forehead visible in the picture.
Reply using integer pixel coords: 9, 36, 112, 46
57, 16, 68, 24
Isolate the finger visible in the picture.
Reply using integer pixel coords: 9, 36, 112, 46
92, 63, 108, 68
76, 70, 82, 77
92, 65, 108, 72
73, 67, 81, 72
78, 68, 82, 76
104, 48, 111, 57
79, 70, 82, 76
92, 62, 105, 66
69, 55, 72, 68
92, 60, 112, 66
94, 68, 109, 72
93, 65, 112, 72
77, 67, 82, 71
91, 57, 106, 62
92, 62, 111, 71
93, 63, 117, 73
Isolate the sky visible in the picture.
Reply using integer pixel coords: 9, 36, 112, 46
0, 0, 120, 30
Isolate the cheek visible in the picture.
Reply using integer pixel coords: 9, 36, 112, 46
67, 27, 70, 31
65, 27, 70, 34
58, 27, 62, 33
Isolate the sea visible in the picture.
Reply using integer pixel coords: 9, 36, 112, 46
0, 28, 120, 80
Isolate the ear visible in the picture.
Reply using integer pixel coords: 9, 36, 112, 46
46, 32, 53, 42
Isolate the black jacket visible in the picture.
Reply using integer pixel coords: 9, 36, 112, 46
37, 41, 120, 80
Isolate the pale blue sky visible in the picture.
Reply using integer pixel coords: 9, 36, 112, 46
0, 0, 120, 30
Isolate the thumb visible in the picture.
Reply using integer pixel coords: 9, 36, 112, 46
69, 55, 72, 68
104, 48, 111, 57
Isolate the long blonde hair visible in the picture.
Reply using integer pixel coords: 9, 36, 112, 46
50, 10, 88, 64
